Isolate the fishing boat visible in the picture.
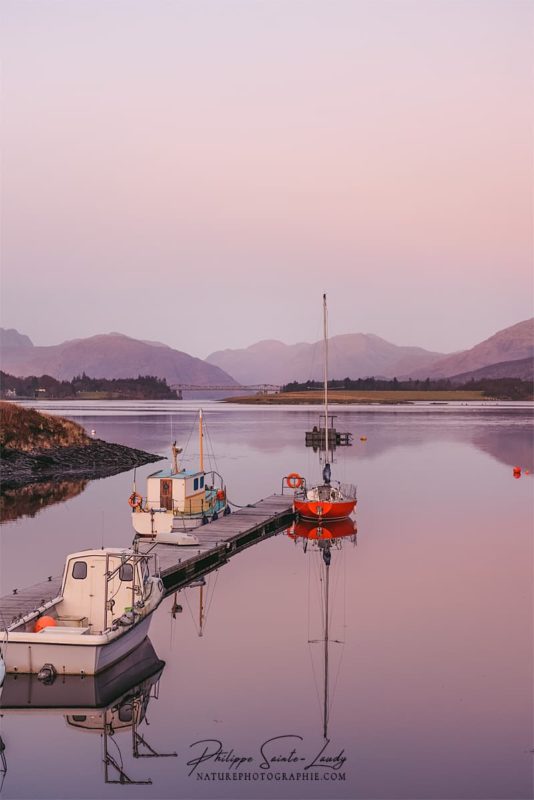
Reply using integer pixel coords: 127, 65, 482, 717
130, 409, 229, 543
291, 295, 357, 521
0, 549, 164, 677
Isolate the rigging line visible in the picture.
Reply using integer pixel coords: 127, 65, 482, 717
307, 635, 325, 722
204, 420, 219, 475
203, 569, 220, 631
183, 587, 200, 636
108, 729, 125, 770
329, 564, 347, 715
179, 413, 198, 466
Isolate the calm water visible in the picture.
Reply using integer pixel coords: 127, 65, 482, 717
0, 401, 532, 800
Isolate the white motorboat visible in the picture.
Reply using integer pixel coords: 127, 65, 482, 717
0, 548, 164, 677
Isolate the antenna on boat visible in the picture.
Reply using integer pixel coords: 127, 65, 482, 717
171, 441, 180, 475
199, 409, 204, 472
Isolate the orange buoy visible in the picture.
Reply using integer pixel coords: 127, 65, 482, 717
33, 615, 57, 633
216, 489, 226, 501
128, 492, 143, 509
360, 436, 367, 442
286, 473, 303, 490
513, 466, 521, 479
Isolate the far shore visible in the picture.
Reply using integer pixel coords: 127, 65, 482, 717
223, 389, 490, 405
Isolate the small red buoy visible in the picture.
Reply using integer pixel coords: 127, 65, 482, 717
513, 466, 521, 479
33, 615, 57, 633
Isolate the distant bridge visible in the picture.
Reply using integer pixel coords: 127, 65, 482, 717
170, 384, 281, 393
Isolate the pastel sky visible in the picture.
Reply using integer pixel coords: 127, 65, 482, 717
1, 0, 532, 358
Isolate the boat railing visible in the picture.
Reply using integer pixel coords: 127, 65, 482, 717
339, 482, 357, 500
104, 552, 160, 632
280, 476, 308, 496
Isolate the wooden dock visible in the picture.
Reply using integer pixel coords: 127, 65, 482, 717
0, 494, 294, 630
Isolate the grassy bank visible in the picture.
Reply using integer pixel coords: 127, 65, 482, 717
0, 401, 162, 487
225, 390, 486, 404
0, 401, 90, 450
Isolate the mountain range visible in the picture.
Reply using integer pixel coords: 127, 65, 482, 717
207, 319, 534, 384
1, 318, 532, 386
207, 335, 446, 384
0, 331, 237, 387
408, 318, 534, 378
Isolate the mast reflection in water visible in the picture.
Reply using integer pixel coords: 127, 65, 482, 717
287, 517, 357, 739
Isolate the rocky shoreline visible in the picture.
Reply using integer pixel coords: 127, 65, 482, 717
0, 438, 163, 488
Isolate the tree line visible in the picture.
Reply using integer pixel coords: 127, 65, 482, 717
281, 376, 533, 400
0, 372, 178, 399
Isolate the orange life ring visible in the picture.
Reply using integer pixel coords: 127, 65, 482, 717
128, 492, 143, 509
286, 472, 303, 490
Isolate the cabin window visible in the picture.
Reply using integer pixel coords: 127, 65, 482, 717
72, 561, 87, 580
194, 477, 199, 491
72, 715, 87, 722
118, 703, 134, 723
119, 563, 134, 582
200, 476, 204, 488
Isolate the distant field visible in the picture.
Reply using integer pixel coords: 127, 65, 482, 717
226, 390, 486, 404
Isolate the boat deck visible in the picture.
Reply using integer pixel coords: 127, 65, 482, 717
0, 494, 295, 629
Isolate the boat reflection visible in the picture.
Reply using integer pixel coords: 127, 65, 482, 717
0, 479, 88, 524
0, 637, 177, 785
287, 518, 357, 738
287, 517, 357, 550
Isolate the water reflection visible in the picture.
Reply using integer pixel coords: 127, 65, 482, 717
287, 518, 357, 740
0, 480, 87, 524
0, 637, 176, 786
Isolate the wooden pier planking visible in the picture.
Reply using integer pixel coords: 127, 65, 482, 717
0, 494, 294, 630
141, 494, 294, 591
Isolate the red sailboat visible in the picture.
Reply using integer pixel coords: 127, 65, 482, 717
292, 294, 357, 522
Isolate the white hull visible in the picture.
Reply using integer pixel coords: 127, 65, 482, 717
131, 509, 227, 541
2, 613, 154, 676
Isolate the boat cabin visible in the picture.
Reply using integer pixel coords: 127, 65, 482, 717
10, 549, 151, 636
145, 469, 208, 515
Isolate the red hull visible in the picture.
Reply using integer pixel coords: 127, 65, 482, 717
294, 498, 356, 521
287, 518, 357, 541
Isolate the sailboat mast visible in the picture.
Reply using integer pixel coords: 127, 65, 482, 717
199, 409, 204, 472
323, 293, 329, 457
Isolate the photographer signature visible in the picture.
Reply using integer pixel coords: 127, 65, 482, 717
186, 735, 347, 776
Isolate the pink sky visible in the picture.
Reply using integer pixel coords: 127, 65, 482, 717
1, 0, 532, 357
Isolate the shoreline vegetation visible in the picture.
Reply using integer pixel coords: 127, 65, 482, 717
0, 402, 163, 487
0, 372, 178, 400
225, 390, 487, 404
225, 376, 533, 404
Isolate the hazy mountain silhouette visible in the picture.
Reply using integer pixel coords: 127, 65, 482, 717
0, 331, 236, 386
0, 328, 33, 349
207, 334, 446, 384
410, 319, 534, 379
450, 356, 534, 382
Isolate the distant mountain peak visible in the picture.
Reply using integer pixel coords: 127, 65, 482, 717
207, 333, 447, 384
409, 318, 534, 379
0, 328, 33, 348
0, 331, 236, 386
